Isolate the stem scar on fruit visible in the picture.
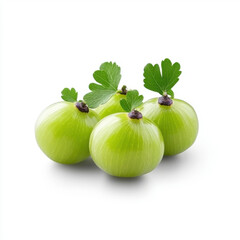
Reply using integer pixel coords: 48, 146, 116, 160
75, 101, 89, 113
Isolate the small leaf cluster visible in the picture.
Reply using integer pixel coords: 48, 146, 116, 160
143, 58, 181, 98
61, 59, 181, 111
61, 88, 78, 102
83, 62, 121, 108
120, 90, 143, 112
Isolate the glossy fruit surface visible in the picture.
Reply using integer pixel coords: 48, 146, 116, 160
90, 112, 164, 177
138, 98, 198, 156
35, 101, 99, 164
94, 93, 126, 119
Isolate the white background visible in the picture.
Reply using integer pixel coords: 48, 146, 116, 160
1, 0, 240, 239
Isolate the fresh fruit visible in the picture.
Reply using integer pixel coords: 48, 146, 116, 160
35, 88, 99, 164
138, 98, 198, 155
138, 58, 198, 156
84, 62, 127, 119
88, 90, 164, 177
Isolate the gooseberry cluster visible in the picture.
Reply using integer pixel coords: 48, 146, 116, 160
35, 59, 198, 177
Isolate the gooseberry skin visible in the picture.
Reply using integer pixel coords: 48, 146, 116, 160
35, 101, 99, 164
138, 98, 198, 156
94, 93, 126, 119
89, 112, 164, 177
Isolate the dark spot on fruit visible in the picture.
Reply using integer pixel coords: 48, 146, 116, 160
75, 102, 89, 113
158, 96, 173, 106
128, 110, 143, 119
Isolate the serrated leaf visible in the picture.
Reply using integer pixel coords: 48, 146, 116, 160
92, 70, 114, 89
83, 62, 121, 108
120, 90, 144, 112
143, 64, 163, 95
161, 59, 181, 90
143, 58, 181, 97
61, 88, 78, 102
100, 62, 121, 90
83, 90, 116, 109
120, 99, 131, 112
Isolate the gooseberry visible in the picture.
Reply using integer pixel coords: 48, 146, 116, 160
35, 88, 99, 164
88, 90, 164, 177
138, 58, 198, 155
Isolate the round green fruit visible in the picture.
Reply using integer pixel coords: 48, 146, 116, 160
138, 97, 198, 156
89, 111, 164, 177
35, 101, 99, 164
95, 92, 126, 119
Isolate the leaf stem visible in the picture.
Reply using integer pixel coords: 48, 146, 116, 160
120, 85, 127, 95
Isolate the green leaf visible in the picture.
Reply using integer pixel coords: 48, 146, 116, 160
143, 64, 164, 95
143, 58, 181, 97
83, 90, 116, 109
161, 59, 181, 90
120, 90, 144, 112
167, 89, 174, 98
83, 62, 121, 108
92, 70, 115, 90
61, 88, 78, 102
100, 62, 121, 89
